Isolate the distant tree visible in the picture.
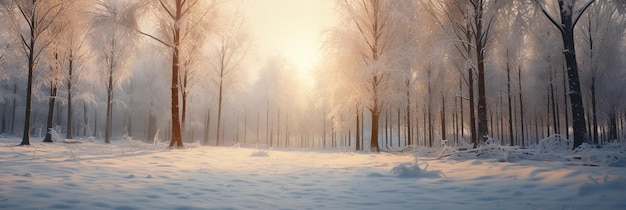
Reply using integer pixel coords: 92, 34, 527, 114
327, 0, 418, 152
534, 0, 595, 148
431, 0, 502, 147
209, 15, 250, 146
2, 0, 69, 145
577, 0, 625, 143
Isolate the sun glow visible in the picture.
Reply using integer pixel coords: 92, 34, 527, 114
245, 0, 336, 87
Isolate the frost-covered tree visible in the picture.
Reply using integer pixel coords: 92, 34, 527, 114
60, 0, 90, 139
90, 0, 138, 144
209, 13, 251, 146
325, 0, 419, 152
430, 0, 503, 147
2, 0, 70, 145
534, 0, 595, 148
577, 0, 626, 143
136, 0, 220, 148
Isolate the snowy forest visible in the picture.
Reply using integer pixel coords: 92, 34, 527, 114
0, 0, 625, 151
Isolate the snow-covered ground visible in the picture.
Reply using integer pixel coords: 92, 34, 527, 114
1, 137, 625, 210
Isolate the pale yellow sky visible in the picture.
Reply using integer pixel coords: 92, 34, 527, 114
244, 0, 337, 71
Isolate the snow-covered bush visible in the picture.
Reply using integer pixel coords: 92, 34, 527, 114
48, 126, 64, 142
537, 134, 571, 153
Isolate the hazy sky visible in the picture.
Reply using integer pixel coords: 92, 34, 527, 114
243, 0, 337, 72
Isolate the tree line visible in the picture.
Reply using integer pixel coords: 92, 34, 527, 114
0, 0, 624, 151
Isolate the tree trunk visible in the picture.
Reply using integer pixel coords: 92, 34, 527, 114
608, 106, 617, 140
203, 109, 210, 145
562, 67, 569, 140
469, 69, 477, 147
216, 78, 223, 146
360, 110, 364, 149
475, 1, 489, 144
266, 99, 269, 146
322, 110, 326, 148
277, 107, 281, 147
105, 66, 113, 144
43, 82, 58, 143
385, 110, 389, 148
244, 112, 248, 145
83, 103, 87, 137
459, 79, 465, 143
427, 65, 433, 147
256, 108, 260, 146
518, 66, 525, 147
397, 108, 401, 147
507, 56, 514, 146
168, 2, 184, 148
591, 76, 598, 144
11, 83, 17, 135
476, 47, 488, 143
550, 70, 559, 135
20, 25, 36, 146
406, 82, 412, 146
355, 106, 360, 151
370, 108, 380, 152
66, 56, 74, 139
441, 95, 446, 143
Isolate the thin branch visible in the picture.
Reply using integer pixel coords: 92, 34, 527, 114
573, 0, 596, 28
533, 0, 564, 34
158, 0, 175, 19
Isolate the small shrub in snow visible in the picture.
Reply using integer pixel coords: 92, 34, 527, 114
48, 126, 64, 142
390, 158, 443, 178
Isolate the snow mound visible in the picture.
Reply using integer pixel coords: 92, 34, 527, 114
537, 134, 571, 153
390, 160, 443, 178
578, 173, 626, 196
250, 150, 269, 157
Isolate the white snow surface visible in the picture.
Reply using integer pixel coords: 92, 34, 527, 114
1, 137, 626, 210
